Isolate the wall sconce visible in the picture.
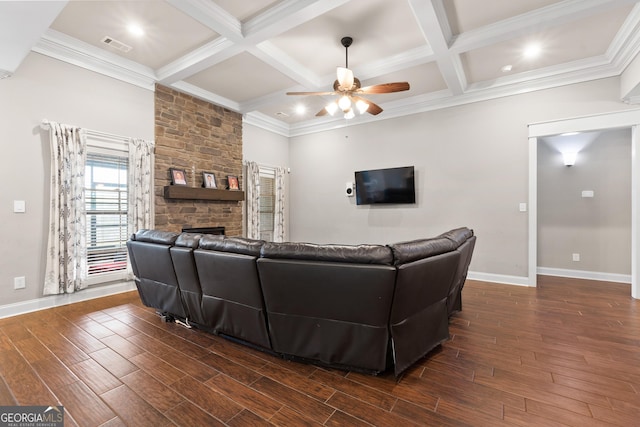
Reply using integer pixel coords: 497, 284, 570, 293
562, 151, 577, 167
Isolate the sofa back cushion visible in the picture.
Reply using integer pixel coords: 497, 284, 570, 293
132, 229, 179, 245
260, 242, 393, 265
199, 235, 264, 256
175, 232, 202, 248
389, 237, 455, 265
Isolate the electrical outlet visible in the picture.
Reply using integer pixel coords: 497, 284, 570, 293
572, 253, 580, 262
14, 276, 26, 289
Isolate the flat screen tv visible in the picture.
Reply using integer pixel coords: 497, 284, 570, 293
354, 166, 416, 205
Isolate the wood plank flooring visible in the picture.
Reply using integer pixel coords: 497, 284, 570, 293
0, 275, 638, 426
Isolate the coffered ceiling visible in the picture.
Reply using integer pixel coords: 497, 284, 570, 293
2, 0, 640, 136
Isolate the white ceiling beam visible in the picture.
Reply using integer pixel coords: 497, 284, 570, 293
352, 45, 435, 81
408, 0, 466, 94
166, 0, 242, 41
243, 0, 351, 42
250, 41, 324, 89
0, 1, 67, 75
157, 0, 350, 90
156, 37, 239, 83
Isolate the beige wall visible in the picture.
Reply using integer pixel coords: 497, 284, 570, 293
242, 123, 291, 241
288, 78, 636, 280
0, 52, 154, 307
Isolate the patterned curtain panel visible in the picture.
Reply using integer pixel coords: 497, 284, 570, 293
44, 122, 87, 295
127, 138, 154, 278
273, 166, 286, 242
244, 161, 261, 239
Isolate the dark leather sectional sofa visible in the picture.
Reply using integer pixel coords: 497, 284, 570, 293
127, 227, 475, 376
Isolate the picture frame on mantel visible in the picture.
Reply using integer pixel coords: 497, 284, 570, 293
170, 168, 187, 186
227, 175, 239, 190
202, 172, 217, 189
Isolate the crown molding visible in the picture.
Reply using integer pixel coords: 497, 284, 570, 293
243, 112, 291, 137
33, 29, 156, 90
170, 81, 241, 112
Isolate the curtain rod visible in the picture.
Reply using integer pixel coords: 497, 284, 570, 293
41, 119, 153, 145
244, 160, 290, 173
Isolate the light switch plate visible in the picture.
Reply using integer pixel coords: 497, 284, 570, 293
13, 200, 25, 213
14, 276, 26, 289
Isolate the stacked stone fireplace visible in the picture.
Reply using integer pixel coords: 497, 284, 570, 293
154, 84, 243, 236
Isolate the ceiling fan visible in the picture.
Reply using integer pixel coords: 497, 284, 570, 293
286, 36, 410, 119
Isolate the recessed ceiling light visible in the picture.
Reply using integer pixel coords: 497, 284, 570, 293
501, 64, 513, 73
523, 43, 541, 59
127, 23, 145, 37
295, 104, 306, 115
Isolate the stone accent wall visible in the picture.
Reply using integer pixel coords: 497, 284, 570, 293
154, 84, 243, 235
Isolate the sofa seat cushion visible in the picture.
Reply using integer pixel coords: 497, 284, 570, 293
260, 242, 393, 265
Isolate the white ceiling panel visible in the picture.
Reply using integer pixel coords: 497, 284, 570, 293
185, 52, 299, 102
445, 0, 563, 34
50, 0, 218, 69
462, 5, 633, 84
268, 0, 426, 77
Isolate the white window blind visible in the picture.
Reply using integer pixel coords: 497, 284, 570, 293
259, 169, 275, 241
85, 150, 128, 278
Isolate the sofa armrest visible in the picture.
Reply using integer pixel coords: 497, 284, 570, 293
389, 237, 455, 265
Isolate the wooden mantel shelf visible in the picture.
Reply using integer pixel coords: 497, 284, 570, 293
164, 185, 245, 201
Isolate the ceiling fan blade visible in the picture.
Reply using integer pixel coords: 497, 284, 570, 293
352, 96, 383, 115
286, 91, 336, 96
358, 82, 410, 94
316, 107, 328, 117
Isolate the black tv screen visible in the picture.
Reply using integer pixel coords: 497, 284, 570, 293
355, 166, 416, 205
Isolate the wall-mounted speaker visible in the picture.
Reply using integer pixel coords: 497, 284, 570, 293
345, 182, 354, 197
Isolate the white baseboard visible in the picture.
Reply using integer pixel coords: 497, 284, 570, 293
536, 267, 631, 284
467, 271, 532, 287
0, 281, 136, 320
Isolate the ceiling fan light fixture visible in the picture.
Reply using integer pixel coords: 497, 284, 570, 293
338, 95, 351, 112
356, 99, 369, 114
337, 67, 354, 91
325, 102, 338, 115
344, 108, 355, 119
285, 36, 409, 120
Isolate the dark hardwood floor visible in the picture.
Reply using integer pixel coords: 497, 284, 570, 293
0, 276, 638, 426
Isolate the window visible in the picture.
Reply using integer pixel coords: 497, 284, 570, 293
84, 141, 129, 283
259, 168, 276, 241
